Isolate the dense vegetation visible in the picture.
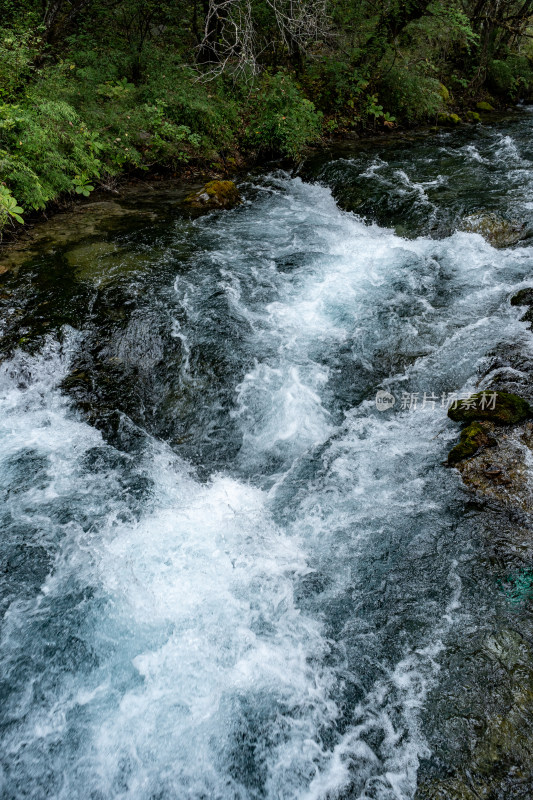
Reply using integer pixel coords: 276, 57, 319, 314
1, 0, 533, 233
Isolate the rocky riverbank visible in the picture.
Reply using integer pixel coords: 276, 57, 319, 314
2, 108, 527, 251
416, 288, 533, 799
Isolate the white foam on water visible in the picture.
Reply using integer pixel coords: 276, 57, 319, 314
1, 162, 533, 799
461, 144, 486, 163
494, 133, 524, 164
360, 158, 387, 178
0, 349, 339, 798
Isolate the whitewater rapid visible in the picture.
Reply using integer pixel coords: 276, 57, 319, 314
1, 121, 533, 799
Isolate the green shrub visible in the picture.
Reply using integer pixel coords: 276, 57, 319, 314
140, 55, 240, 152
245, 71, 322, 159
127, 102, 202, 165
0, 98, 101, 209
378, 66, 443, 123
488, 55, 533, 99
302, 56, 370, 119
0, 183, 24, 233
509, 54, 533, 96
0, 27, 36, 102
487, 59, 515, 96
34, 53, 239, 169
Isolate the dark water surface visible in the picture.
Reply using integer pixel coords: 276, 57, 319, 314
1, 114, 533, 799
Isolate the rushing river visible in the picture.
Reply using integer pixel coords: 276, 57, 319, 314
1, 114, 533, 799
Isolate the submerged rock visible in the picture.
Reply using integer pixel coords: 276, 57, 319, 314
460, 211, 527, 248
447, 420, 496, 465
416, 628, 533, 800
448, 390, 531, 424
0, 199, 161, 275
510, 287, 533, 326
185, 180, 242, 210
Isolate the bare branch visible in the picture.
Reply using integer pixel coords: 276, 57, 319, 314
195, 0, 330, 80
265, 0, 330, 53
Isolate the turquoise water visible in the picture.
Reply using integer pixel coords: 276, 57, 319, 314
1, 114, 533, 799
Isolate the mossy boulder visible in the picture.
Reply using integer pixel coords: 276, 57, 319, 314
448, 391, 531, 424
477, 100, 495, 111
185, 180, 242, 210
465, 110, 481, 123
460, 211, 526, 248
438, 112, 461, 126
447, 421, 496, 465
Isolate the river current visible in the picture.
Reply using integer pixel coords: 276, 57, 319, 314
1, 114, 533, 798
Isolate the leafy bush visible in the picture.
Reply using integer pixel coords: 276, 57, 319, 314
488, 59, 515, 96
418, 1, 479, 53
245, 72, 322, 159
0, 184, 24, 233
34, 53, 239, 168
302, 56, 370, 119
127, 102, 202, 165
0, 98, 101, 209
0, 27, 37, 102
488, 55, 533, 99
377, 66, 443, 123
140, 54, 240, 153
508, 54, 533, 97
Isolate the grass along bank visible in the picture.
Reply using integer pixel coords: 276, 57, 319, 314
1, 1, 533, 238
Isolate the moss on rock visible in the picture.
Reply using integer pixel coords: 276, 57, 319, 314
477, 100, 495, 111
185, 180, 242, 210
447, 420, 496, 465
438, 112, 461, 125
451, 421, 533, 512
438, 83, 450, 102
448, 391, 531, 424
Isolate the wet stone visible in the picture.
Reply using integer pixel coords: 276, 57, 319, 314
447, 420, 496, 465
448, 391, 531, 424
416, 629, 533, 800
460, 211, 528, 248
453, 422, 533, 514
185, 180, 242, 211
511, 286, 533, 327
